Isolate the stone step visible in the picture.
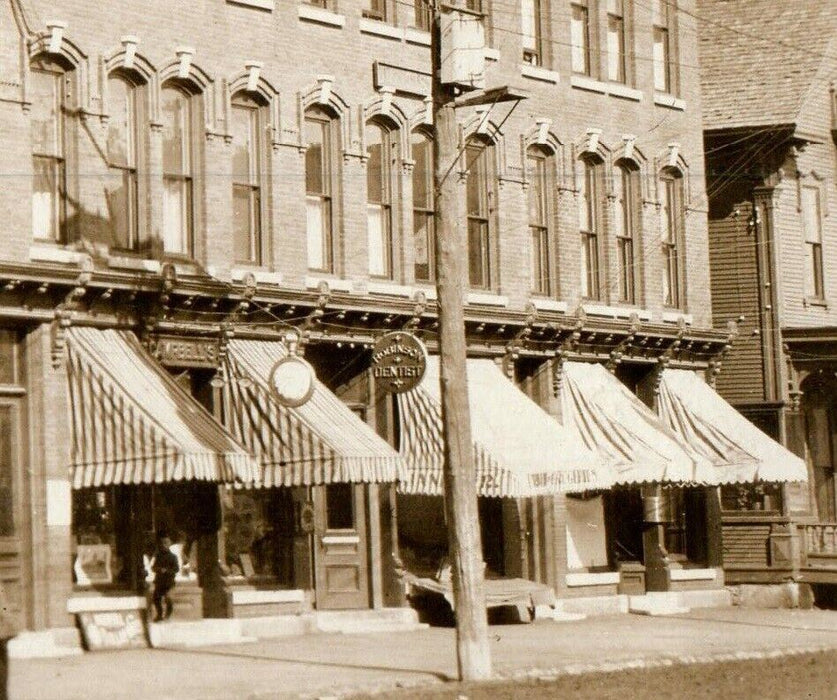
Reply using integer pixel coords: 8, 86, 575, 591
628, 592, 690, 616
148, 619, 255, 648
314, 607, 423, 634
8, 628, 83, 659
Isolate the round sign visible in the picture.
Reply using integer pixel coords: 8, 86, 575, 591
371, 331, 428, 394
269, 355, 316, 407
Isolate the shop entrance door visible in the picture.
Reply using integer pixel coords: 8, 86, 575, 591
314, 484, 369, 610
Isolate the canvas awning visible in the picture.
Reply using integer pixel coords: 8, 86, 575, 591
222, 339, 403, 486
657, 369, 808, 484
65, 328, 259, 489
561, 361, 711, 485
397, 357, 606, 497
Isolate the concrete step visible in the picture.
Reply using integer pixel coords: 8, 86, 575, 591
8, 628, 83, 659
680, 588, 733, 609
629, 592, 690, 616
148, 619, 256, 648
314, 607, 424, 634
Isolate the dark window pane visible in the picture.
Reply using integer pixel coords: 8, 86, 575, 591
326, 484, 354, 530
104, 167, 136, 249
468, 220, 488, 288
107, 77, 133, 167
162, 87, 189, 176
0, 406, 15, 536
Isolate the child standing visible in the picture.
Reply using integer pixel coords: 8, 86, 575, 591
152, 533, 179, 622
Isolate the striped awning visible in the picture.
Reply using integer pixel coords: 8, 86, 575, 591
658, 369, 808, 484
397, 356, 606, 497
66, 328, 259, 489
222, 339, 403, 486
561, 361, 711, 485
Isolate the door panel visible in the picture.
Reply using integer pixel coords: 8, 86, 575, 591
314, 484, 369, 610
0, 400, 25, 629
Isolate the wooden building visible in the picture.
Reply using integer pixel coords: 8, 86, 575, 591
699, 0, 837, 588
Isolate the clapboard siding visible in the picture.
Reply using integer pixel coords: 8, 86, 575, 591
721, 523, 771, 567
708, 199, 766, 404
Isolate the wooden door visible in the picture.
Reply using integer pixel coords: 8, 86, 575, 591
314, 484, 369, 610
0, 400, 26, 630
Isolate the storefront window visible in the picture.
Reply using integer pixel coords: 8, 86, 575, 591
720, 483, 783, 513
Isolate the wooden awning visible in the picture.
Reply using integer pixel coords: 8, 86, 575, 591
397, 357, 606, 497
222, 339, 403, 486
66, 328, 259, 488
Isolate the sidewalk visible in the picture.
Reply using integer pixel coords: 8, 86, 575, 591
10, 607, 837, 700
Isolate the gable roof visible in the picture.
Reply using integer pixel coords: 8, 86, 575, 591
698, 0, 837, 132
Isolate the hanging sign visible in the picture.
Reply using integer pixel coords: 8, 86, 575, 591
371, 332, 428, 393
270, 355, 316, 407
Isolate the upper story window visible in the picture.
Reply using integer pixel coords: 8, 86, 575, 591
465, 139, 495, 290
606, 0, 627, 83
660, 169, 685, 308
571, 2, 592, 76
161, 84, 199, 256
652, 0, 675, 93
31, 57, 73, 244
527, 146, 553, 296
522, 0, 543, 66
305, 107, 338, 273
802, 184, 825, 300
414, 0, 432, 30
366, 121, 395, 279
614, 162, 641, 303
231, 93, 265, 265
579, 157, 603, 299
363, 0, 391, 22
106, 73, 147, 253
412, 130, 435, 283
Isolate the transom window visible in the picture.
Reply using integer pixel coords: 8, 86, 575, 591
161, 85, 198, 256
465, 140, 494, 290
801, 185, 825, 300
660, 170, 685, 308
31, 57, 72, 243
412, 131, 435, 283
527, 147, 553, 295
614, 162, 641, 303
366, 122, 394, 279
231, 93, 265, 265
305, 108, 337, 273
105, 74, 146, 252
579, 158, 602, 299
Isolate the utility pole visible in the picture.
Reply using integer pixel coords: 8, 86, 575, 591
430, 3, 492, 681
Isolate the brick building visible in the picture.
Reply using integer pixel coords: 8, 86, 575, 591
0, 0, 800, 652
699, 0, 837, 587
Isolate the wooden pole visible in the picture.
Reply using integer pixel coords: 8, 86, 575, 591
431, 6, 492, 681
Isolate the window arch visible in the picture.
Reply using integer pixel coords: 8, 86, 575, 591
30, 54, 76, 244
161, 82, 201, 256
465, 137, 496, 290
366, 120, 396, 279
660, 167, 685, 308
579, 155, 604, 300
305, 106, 340, 274
526, 145, 555, 295
105, 71, 148, 252
613, 159, 642, 304
411, 129, 434, 283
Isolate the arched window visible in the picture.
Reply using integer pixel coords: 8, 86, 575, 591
527, 146, 554, 295
305, 107, 338, 273
579, 156, 603, 299
161, 84, 199, 256
231, 92, 265, 265
660, 168, 685, 308
411, 130, 434, 282
366, 121, 394, 279
465, 139, 495, 290
106, 73, 147, 252
614, 161, 641, 303
31, 56, 75, 243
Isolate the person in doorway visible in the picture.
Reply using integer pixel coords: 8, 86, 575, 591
0, 578, 19, 700
152, 532, 179, 622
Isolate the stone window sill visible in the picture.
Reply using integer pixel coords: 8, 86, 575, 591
29, 244, 84, 265
654, 93, 686, 110
366, 281, 413, 298
231, 267, 283, 286
404, 27, 430, 46
467, 291, 509, 307
298, 4, 345, 28
803, 296, 829, 309
305, 275, 354, 293
607, 82, 642, 101
520, 64, 559, 84
661, 310, 693, 324
582, 303, 652, 321
530, 297, 568, 313
359, 17, 402, 41
228, 0, 274, 10
570, 74, 607, 94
